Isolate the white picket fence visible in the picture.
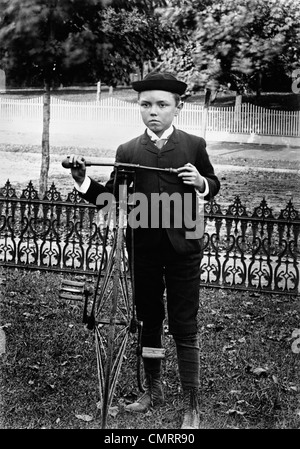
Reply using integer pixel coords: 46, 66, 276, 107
0, 95, 299, 137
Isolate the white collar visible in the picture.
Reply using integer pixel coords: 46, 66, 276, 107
146, 125, 174, 142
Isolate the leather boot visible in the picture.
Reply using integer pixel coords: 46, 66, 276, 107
125, 373, 164, 413
181, 388, 200, 429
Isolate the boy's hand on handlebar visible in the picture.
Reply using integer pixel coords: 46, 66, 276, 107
69, 155, 86, 186
177, 163, 205, 191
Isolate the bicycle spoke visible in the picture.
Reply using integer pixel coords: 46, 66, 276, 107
94, 196, 132, 427
91, 178, 138, 429
108, 328, 129, 407
94, 324, 129, 404
95, 320, 130, 427
118, 278, 131, 321
94, 236, 116, 316
95, 325, 106, 404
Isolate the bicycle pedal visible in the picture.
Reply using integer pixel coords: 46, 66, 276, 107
142, 347, 166, 359
59, 279, 92, 301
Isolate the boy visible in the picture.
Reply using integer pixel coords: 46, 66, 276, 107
70, 72, 220, 429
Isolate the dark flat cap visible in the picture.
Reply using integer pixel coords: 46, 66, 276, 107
132, 72, 187, 95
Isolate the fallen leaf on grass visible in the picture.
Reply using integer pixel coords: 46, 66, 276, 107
229, 390, 242, 395
226, 409, 245, 416
28, 364, 40, 371
252, 367, 269, 377
272, 375, 278, 384
108, 406, 119, 418
96, 401, 119, 418
222, 344, 236, 351
210, 309, 218, 315
75, 414, 93, 422
216, 401, 227, 407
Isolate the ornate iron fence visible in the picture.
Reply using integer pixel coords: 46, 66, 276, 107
0, 180, 299, 296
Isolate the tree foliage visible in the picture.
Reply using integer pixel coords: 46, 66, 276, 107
158, 0, 300, 95
0, 0, 175, 88
0, 0, 110, 196
0, 0, 111, 87
0, 0, 177, 195
95, 6, 176, 86
63, 1, 178, 87
0, 0, 176, 87
111, 0, 169, 11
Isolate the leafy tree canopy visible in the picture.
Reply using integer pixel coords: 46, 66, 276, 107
0, 0, 178, 196
111, 0, 169, 12
0, 0, 112, 87
94, 5, 177, 86
0, 0, 176, 88
157, 0, 300, 94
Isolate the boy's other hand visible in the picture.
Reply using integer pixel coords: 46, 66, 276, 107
69, 155, 86, 186
177, 163, 205, 192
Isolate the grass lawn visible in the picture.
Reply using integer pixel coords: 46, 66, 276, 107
1, 270, 299, 429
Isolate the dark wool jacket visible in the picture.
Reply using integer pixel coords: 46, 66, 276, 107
81, 128, 220, 255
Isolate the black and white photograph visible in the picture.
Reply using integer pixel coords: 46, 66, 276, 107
0, 0, 299, 437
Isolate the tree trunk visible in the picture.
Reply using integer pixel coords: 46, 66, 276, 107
202, 88, 211, 140
39, 81, 51, 198
235, 93, 242, 109
256, 72, 262, 100
96, 80, 101, 101
234, 92, 242, 132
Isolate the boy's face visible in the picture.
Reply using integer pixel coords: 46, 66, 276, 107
138, 90, 182, 138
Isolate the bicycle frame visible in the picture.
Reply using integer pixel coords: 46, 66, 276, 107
62, 158, 175, 428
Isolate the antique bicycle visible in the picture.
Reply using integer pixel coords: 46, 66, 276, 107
61, 157, 178, 429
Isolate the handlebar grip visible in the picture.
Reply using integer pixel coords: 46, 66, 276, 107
62, 157, 72, 169
61, 157, 91, 169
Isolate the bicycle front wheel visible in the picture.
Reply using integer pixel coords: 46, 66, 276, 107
93, 195, 132, 429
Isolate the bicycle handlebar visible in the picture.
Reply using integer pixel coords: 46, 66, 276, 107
62, 156, 179, 174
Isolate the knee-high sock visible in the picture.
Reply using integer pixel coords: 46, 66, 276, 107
174, 334, 200, 390
142, 323, 163, 376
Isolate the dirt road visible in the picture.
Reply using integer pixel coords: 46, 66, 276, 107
0, 124, 299, 213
